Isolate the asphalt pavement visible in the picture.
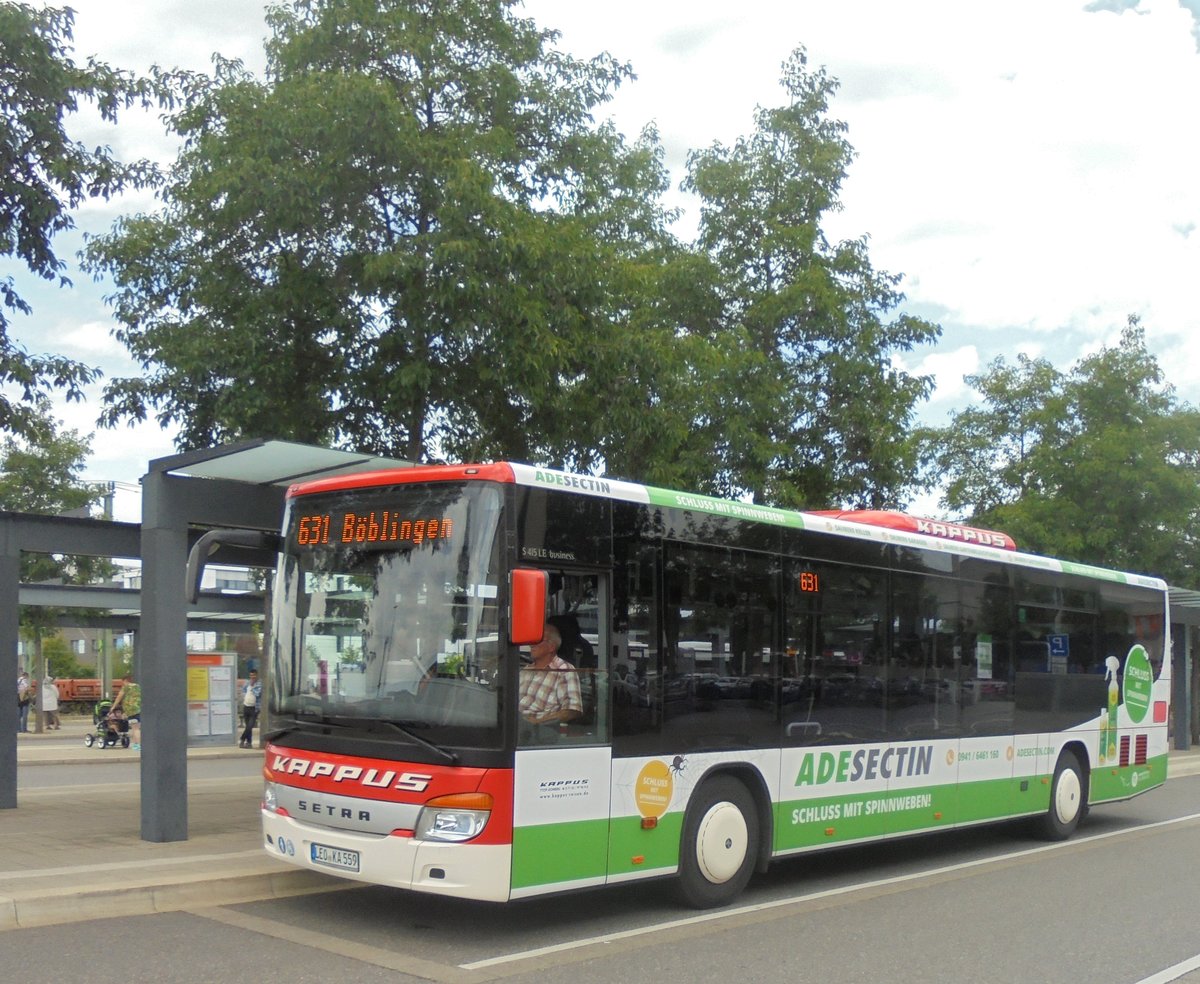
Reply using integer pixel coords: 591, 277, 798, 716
4, 716, 1199, 932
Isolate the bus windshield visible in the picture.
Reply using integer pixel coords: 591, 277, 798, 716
271, 481, 504, 745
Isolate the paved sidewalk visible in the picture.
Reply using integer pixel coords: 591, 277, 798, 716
3, 717, 349, 930
4, 718, 1200, 931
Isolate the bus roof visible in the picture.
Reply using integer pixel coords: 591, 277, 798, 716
286, 462, 1167, 592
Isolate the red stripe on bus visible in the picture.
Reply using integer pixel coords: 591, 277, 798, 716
287, 462, 516, 499
264, 745, 514, 846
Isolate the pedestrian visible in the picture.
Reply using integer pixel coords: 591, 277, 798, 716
17, 669, 32, 733
111, 673, 142, 750
239, 669, 262, 748
43, 676, 61, 730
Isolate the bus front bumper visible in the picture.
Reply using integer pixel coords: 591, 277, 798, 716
262, 809, 512, 902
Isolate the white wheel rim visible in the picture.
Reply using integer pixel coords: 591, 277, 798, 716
695, 801, 749, 884
1054, 768, 1081, 824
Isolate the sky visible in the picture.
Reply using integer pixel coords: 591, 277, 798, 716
7, 0, 1200, 522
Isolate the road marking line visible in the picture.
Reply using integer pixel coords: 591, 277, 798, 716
461, 811, 1200, 971
1133, 954, 1200, 984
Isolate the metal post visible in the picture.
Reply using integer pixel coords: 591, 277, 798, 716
139, 469, 190, 841
1175, 622, 1193, 751
1191, 629, 1199, 746
0, 538, 20, 809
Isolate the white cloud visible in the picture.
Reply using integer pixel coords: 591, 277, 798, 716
58, 320, 128, 360
910, 345, 981, 410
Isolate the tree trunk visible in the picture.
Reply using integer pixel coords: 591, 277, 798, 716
32, 626, 45, 734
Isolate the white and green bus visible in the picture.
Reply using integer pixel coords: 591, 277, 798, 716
252, 462, 1170, 907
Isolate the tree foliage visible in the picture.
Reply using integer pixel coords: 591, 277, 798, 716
0, 398, 96, 515
0, 3, 152, 439
0, 398, 106, 580
0, 399, 112, 650
42, 633, 89, 680
85, 0, 689, 472
921, 319, 1200, 582
84, 7, 936, 506
683, 48, 939, 507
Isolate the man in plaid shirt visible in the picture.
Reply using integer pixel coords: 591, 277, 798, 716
519, 623, 582, 725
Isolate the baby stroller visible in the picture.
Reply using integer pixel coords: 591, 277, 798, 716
84, 699, 130, 749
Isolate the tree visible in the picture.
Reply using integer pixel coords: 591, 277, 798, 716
921, 318, 1200, 582
85, 0, 688, 474
0, 3, 152, 439
682, 48, 940, 507
42, 633, 88, 681
0, 400, 109, 729
918, 352, 1065, 518
0, 397, 99, 519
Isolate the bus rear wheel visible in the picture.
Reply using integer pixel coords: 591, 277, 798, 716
1038, 750, 1087, 840
676, 775, 758, 909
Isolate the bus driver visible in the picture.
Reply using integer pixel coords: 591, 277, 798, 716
519, 623, 582, 726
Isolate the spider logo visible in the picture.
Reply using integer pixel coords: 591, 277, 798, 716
669, 755, 687, 776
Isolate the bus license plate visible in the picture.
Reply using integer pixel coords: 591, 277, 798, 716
311, 843, 360, 872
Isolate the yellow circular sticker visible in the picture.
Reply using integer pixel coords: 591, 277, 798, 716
635, 760, 674, 818
945, 749, 955, 766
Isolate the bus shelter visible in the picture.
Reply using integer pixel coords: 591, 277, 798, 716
2, 439, 410, 842
1169, 587, 1200, 750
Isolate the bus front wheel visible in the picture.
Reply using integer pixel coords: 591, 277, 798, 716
676, 775, 758, 909
1038, 750, 1087, 840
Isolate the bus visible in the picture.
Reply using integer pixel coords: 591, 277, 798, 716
230, 462, 1170, 907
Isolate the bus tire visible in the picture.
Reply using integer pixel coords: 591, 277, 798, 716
676, 775, 758, 909
1038, 750, 1087, 840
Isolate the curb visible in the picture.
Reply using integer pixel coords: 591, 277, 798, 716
18, 750, 253, 767
0, 863, 352, 932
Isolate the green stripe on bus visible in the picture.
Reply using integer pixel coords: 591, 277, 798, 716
775, 775, 1053, 850
1088, 755, 1166, 802
1058, 561, 1128, 583
642, 486, 807, 529
511, 817, 610, 888
607, 812, 685, 876
511, 759, 1167, 890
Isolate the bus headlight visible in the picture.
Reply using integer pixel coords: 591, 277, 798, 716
415, 793, 493, 842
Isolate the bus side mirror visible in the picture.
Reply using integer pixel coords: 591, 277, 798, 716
186, 528, 282, 604
509, 568, 547, 645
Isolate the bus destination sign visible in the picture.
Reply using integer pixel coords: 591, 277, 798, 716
294, 510, 454, 549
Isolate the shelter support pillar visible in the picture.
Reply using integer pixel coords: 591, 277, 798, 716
1174, 622, 1193, 751
0, 536, 19, 809
140, 469, 190, 841
1192, 625, 1199, 746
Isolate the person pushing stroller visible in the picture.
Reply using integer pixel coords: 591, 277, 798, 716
110, 674, 142, 750
84, 698, 130, 749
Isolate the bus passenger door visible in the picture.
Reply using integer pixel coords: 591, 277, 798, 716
510, 570, 613, 899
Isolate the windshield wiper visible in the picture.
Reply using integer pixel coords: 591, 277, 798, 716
379, 719, 458, 765
263, 715, 354, 742
268, 714, 353, 733
283, 712, 458, 765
